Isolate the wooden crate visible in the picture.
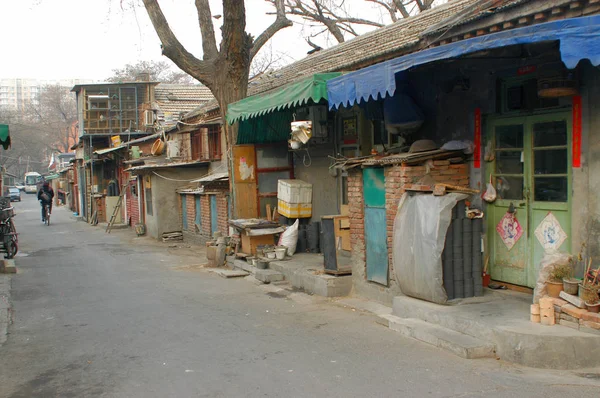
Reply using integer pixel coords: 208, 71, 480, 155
241, 232, 276, 255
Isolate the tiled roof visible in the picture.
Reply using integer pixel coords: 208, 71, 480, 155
154, 83, 215, 126
185, 0, 478, 118
245, 0, 479, 96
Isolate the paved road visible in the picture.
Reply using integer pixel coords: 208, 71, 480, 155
1, 194, 599, 397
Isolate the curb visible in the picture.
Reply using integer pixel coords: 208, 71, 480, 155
0, 273, 13, 347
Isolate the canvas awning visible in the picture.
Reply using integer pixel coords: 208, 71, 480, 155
0, 124, 11, 150
226, 73, 341, 124
327, 15, 600, 109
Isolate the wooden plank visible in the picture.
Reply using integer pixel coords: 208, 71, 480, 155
235, 183, 258, 219
491, 280, 534, 295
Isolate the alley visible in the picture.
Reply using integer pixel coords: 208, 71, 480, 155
0, 195, 598, 398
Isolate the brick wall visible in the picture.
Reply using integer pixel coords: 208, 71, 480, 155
201, 195, 211, 236
126, 180, 140, 226
348, 170, 366, 263
383, 161, 469, 280
181, 194, 196, 232
217, 194, 228, 235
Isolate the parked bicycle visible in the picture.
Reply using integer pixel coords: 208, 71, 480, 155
0, 198, 18, 259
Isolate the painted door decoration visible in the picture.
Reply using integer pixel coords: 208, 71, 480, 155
487, 112, 571, 288
195, 196, 202, 228
363, 168, 388, 285
181, 196, 188, 230
210, 195, 218, 235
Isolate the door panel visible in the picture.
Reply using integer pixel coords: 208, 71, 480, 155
487, 112, 571, 288
363, 168, 389, 285
195, 196, 201, 227
210, 195, 218, 235
182, 196, 188, 230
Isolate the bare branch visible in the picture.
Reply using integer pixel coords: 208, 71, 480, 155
142, 0, 215, 85
251, 0, 293, 60
367, 0, 398, 22
392, 0, 410, 18
194, 0, 218, 60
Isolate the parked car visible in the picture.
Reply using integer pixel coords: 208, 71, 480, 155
8, 187, 21, 202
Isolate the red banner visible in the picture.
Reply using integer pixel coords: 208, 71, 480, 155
474, 108, 481, 168
572, 95, 582, 168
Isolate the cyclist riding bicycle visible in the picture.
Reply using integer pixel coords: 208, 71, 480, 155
37, 181, 54, 223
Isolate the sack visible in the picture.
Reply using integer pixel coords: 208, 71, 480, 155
482, 174, 497, 203
41, 193, 50, 202
278, 219, 299, 255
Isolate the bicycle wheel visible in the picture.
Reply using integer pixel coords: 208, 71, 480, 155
4, 237, 17, 259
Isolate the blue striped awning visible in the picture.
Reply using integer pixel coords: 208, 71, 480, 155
327, 15, 600, 109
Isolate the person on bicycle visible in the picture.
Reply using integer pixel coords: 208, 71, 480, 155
37, 181, 54, 223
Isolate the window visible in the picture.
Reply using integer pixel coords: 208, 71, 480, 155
145, 187, 153, 216
191, 125, 222, 160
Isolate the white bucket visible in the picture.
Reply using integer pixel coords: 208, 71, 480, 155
275, 247, 287, 260
266, 251, 276, 259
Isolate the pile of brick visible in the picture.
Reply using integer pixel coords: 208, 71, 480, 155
532, 296, 600, 335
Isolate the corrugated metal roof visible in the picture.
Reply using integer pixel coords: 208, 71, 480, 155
125, 160, 209, 172
192, 172, 228, 183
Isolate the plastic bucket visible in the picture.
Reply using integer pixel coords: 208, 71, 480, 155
275, 247, 287, 260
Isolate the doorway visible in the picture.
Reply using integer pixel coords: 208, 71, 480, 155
486, 112, 571, 288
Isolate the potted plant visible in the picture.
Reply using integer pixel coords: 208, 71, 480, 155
547, 262, 572, 298
562, 257, 579, 295
582, 284, 600, 313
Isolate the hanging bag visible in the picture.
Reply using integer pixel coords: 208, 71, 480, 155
482, 174, 497, 203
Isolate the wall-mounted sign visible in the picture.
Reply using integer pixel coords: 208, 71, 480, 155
496, 212, 523, 251
535, 212, 567, 253
342, 117, 357, 144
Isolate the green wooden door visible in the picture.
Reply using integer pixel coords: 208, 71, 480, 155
363, 168, 389, 286
486, 112, 571, 288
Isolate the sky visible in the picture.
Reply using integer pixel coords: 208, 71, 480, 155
0, 0, 393, 82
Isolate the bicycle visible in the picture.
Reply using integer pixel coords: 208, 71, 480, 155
43, 203, 51, 226
0, 205, 18, 259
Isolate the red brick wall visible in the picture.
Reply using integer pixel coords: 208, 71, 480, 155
182, 194, 196, 232
348, 170, 366, 263
127, 180, 140, 226
217, 194, 229, 235
201, 195, 211, 236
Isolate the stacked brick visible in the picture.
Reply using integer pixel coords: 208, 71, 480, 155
200, 195, 211, 236
532, 297, 600, 335
347, 170, 365, 263
182, 194, 196, 232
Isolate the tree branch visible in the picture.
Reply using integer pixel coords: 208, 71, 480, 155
194, 0, 218, 60
392, 0, 410, 18
251, 0, 293, 60
142, 0, 215, 85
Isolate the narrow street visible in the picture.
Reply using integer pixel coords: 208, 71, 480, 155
0, 195, 598, 397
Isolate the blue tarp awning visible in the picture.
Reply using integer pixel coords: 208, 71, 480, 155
327, 15, 600, 109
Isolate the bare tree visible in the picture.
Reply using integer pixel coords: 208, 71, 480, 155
141, 0, 293, 148
107, 60, 196, 84
270, 0, 440, 45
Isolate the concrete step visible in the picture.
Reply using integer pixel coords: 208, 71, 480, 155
383, 315, 496, 359
255, 269, 285, 284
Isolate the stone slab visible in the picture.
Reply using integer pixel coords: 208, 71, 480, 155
254, 269, 284, 284
386, 316, 496, 359
210, 269, 249, 278
559, 319, 579, 330
559, 291, 586, 309
0, 259, 16, 274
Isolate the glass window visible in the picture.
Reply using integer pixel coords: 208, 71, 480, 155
496, 176, 523, 200
258, 171, 291, 193
534, 121, 567, 147
534, 177, 568, 202
256, 145, 289, 169
496, 151, 523, 174
534, 149, 567, 175
495, 125, 523, 148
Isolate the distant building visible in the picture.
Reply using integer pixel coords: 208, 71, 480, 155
0, 78, 94, 114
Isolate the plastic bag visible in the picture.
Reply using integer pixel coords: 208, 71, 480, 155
278, 219, 299, 255
482, 174, 496, 203
533, 252, 572, 303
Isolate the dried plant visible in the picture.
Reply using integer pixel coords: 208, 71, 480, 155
549, 262, 573, 283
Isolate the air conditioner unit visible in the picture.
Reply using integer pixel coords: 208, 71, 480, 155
144, 110, 155, 126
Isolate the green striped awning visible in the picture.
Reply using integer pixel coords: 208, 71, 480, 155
0, 124, 10, 150
226, 73, 341, 124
